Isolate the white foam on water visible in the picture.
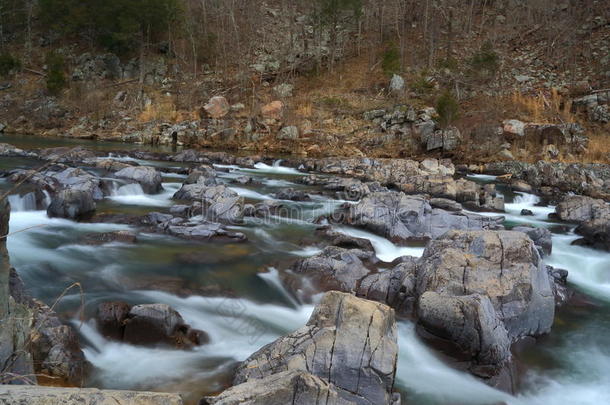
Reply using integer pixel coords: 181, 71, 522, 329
8, 193, 38, 212
467, 174, 498, 182
229, 187, 271, 200
161, 172, 188, 179
505, 192, 555, 221
546, 233, 610, 300
396, 322, 517, 404
7, 210, 129, 268
334, 226, 425, 262
258, 267, 300, 307
249, 161, 305, 176
107, 182, 180, 207
290, 246, 323, 257
82, 291, 314, 388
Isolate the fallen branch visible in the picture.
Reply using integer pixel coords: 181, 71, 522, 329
24, 68, 46, 77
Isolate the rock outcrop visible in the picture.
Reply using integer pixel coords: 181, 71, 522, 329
143, 211, 246, 242
203, 370, 354, 405
1, 199, 89, 386
484, 160, 610, 200
229, 291, 399, 405
335, 192, 504, 244
415, 230, 555, 379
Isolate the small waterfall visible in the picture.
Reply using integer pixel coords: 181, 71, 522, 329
396, 322, 515, 405
252, 161, 305, 175
8, 191, 41, 212
335, 226, 425, 262
257, 267, 300, 308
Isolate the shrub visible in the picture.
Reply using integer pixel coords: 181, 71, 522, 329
411, 73, 435, 96
45, 52, 67, 96
0, 53, 21, 77
436, 91, 460, 127
469, 41, 500, 78
381, 44, 401, 77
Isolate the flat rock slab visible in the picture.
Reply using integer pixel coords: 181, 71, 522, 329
0, 386, 183, 405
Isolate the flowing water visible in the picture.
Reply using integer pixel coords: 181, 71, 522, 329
3, 147, 610, 404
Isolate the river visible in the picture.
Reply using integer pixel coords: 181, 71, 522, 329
2, 138, 609, 405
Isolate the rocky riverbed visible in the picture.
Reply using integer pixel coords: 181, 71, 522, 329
0, 136, 609, 404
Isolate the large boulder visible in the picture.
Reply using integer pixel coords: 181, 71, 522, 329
234, 291, 399, 405
417, 230, 555, 340
555, 196, 610, 250
114, 166, 163, 194
290, 247, 373, 293
47, 189, 96, 219
418, 292, 511, 374
339, 192, 504, 244
174, 183, 243, 224
122, 303, 208, 348
9, 167, 106, 199
203, 370, 354, 405
555, 195, 610, 222
144, 211, 247, 243
204, 96, 230, 119
96, 301, 131, 341
415, 230, 556, 380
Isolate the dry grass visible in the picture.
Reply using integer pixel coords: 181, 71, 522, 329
579, 132, 610, 163
509, 89, 575, 123
138, 92, 180, 123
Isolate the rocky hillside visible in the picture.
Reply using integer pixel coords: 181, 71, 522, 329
0, 0, 607, 163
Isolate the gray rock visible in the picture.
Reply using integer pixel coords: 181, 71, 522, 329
0, 386, 183, 405
277, 126, 299, 140
47, 189, 96, 219
556, 195, 610, 222
166, 222, 247, 242
513, 226, 553, 256
429, 198, 463, 211
389, 74, 405, 93
273, 83, 294, 98
418, 292, 511, 372
417, 230, 555, 340
115, 166, 163, 194
291, 246, 373, 293
503, 119, 525, 137
341, 192, 504, 244
204, 370, 354, 405
234, 291, 398, 405
497, 149, 514, 160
